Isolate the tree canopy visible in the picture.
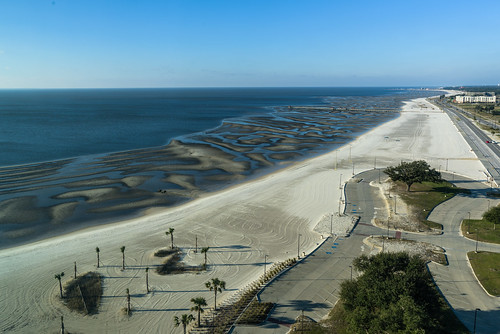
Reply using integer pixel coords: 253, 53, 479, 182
384, 160, 442, 191
483, 205, 500, 229
338, 252, 445, 333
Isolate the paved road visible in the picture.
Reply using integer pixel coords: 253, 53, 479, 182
233, 169, 500, 334
432, 99, 500, 185
232, 170, 386, 334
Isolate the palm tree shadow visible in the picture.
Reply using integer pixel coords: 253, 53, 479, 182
284, 300, 330, 312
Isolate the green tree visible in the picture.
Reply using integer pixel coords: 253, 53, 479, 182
166, 228, 175, 249
201, 247, 209, 268
338, 252, 442, 333
120, 246, 126, 270
190, 297, 207, 327
205, 278, 226, 310
483, 205, 500, 230
384, 160, 441, 192
54, 272, 65, 298
95, 246, 100, 268
174, 314, 195, 334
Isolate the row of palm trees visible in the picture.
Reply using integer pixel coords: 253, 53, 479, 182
174, 277, 226, 333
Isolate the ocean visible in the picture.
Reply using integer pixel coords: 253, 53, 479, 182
0, 87, 442, 248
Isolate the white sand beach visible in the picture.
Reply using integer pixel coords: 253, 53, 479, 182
0, 96, 486, 333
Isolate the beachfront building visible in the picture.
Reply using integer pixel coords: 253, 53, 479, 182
455, 94, 496, 103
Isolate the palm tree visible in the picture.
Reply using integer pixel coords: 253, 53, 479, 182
190, 297, 207, 327
166, 228, 175, 249
120, 246, 126, 270
205, 278, 226, 310
201, 247, 209, 268
126, 288, 131, 314
54, 272, 65, 298
145, 267, 149, 293
96, 247, 100, 268
174, 314, 195, 334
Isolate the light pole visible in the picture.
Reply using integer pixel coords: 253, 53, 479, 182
339, 174, 343, 189
264, 254, 268, 276
473, 308, 480, 333
394, 195, 397, 214
374, 157, 377, 170
349, 265, 353, 281
475, 228, 479, 253
468, 211, 471, 234
352, 161, 355, 176
446, 158, 449, 171
330, 214, 333, 235
297, 234, 302, 259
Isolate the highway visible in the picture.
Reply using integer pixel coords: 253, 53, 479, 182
432, 99, 500, 186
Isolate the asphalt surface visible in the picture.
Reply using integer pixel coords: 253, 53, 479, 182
232, 170, 386, 334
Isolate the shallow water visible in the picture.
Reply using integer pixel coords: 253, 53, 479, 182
0, 88, 442, 248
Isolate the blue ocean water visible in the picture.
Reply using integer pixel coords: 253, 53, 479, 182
0, 87, 420, 167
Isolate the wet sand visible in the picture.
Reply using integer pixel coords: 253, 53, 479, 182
0, 106, 398, 249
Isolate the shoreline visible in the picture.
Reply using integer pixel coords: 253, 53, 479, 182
0, 103, 400, 250
0, 94, 486, 333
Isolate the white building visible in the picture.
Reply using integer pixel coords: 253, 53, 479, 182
455, 95, 496, 103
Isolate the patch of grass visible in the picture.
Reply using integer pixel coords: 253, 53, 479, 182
395, 180, 468, 229
461, 219, 500, 244
467, 251, 500, 296
236, 300, 274, 324
290, 314, 324, 333
64, 272, 102, 314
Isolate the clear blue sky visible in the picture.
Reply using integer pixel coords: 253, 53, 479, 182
1, 0, 499, 88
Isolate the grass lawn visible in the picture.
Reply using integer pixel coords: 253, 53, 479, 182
394, 180, 468, 230
461, 219, 500, 244
467, 251, 500, 296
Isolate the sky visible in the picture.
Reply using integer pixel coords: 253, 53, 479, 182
1, 0, 499, 88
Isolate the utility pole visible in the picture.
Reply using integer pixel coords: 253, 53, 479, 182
297, 234, 302, 259
475, 229, 479, 253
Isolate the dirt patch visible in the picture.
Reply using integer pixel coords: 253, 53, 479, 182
365, 236, 447, 265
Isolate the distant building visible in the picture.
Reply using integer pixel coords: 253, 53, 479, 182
455, 94, 496, 103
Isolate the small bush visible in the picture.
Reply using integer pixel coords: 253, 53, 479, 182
64, 272, 102, 314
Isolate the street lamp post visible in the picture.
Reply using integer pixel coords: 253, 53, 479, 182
349, 265, 353, 281
475, 229, 479, 253
330, 214, 333, 235
468, 211, 471, 234
297, 235, 300, 258
264, 254, 268, 276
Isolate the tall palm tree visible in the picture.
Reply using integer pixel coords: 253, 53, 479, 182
205, 278, 226, 310
190, 297, 207, 327
54, 272, 65, 298
96, 247, 100, 268
174, 314, 195, 334
166, 228, 175, 249
126, 288, 131, 314
120, 246, 126, 270
201, 247, 209, 268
